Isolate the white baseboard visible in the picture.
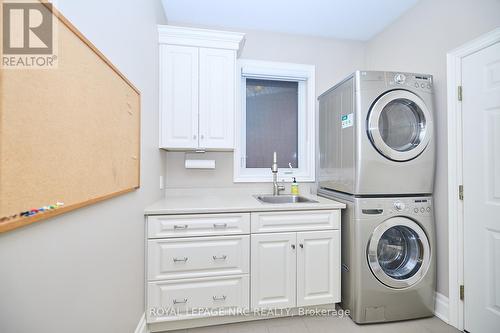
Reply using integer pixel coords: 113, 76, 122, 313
434, 292, 449, 323
134, 313, 149, 333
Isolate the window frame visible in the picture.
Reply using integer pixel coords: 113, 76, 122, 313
234, 59, 316, 183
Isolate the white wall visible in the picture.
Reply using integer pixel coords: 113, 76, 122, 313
365, 0, 500, 296
164, 28, 365, 189
0, 1, 166, 332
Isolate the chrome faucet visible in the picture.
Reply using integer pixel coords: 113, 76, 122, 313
271, 152, 285, 196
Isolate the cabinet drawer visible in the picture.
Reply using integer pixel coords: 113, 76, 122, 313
147, 275, 249, 322
148, 213, 250, 238
251, 210, 340, 233
148, 235, 249, 280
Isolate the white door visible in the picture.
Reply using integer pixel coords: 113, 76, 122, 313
297, 230, 340, 306
160, 45, 199, 149
198, 48, 235, 149
462, 41, 500, 333
251, 233, 296, 310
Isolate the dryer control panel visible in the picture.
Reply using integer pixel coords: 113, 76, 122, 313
386, 72, 433, 91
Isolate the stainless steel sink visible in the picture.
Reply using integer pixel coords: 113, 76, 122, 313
255, 195, 318, 204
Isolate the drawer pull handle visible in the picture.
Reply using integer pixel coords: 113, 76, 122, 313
213, 223, 228, 229
173, 298, 188, 304
173, 224, 188, 230
212, 255, 227, 261
173, 257, 188, 263
213, 295, 227, 301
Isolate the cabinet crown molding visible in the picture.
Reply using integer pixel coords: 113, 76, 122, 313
158, 25, 245, 52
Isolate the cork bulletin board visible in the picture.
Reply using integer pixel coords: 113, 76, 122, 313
0, 2, 141, 233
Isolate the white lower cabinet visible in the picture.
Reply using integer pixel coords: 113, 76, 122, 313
251, 232, 297, 310
147, 275, 249, 322
148, 235, 249, 280
146, 209, 341, 328
297, 230, 340, 307
251, 230, 340, 310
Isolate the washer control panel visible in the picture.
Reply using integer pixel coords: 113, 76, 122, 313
359, 197, 433, 217
408, 199, 433, 217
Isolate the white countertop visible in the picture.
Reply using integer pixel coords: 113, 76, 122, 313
145, 189, 345, 215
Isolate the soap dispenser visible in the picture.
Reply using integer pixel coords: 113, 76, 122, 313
291, 177, 299, 195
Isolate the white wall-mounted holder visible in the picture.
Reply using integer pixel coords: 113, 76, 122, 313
184, 152, 216, 169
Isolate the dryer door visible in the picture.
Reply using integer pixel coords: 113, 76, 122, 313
367, 217, 431, 289
368, 90, 432, 161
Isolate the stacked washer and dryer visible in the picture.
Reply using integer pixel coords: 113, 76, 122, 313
317, 71, 436, 323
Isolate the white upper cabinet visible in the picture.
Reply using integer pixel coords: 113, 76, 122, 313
199, 48, 235, 149
160, 45, 199, 149
158, 26, 245, 150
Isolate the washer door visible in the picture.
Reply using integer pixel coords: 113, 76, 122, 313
368, 90, 432, 161
367, 217, 431, 289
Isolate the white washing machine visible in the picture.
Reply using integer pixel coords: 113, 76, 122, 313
318, 70, 435, 196
318, 189, 436, 323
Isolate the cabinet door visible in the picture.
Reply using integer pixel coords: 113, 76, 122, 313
160, 45, 199, 149
251, 233, 296, 310
198, 48, 235, 149
297, 230, 340, 307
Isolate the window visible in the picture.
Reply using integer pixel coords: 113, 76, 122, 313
234, 60, 315, 182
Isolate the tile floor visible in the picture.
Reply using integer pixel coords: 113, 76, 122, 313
170, 315, 461, 333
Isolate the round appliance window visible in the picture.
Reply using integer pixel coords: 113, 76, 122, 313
377, 225, 423, 280
367, 217, 431, 289
378, 99, 426, 152
367, 90, 433, 162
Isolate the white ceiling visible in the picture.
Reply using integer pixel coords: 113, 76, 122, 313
161, 0, 418, 41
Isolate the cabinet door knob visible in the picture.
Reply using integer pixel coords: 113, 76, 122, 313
193, 134, 197, 139
201, 134, 204, 139
291, 244, 296, 250
299, 244, 304, 249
